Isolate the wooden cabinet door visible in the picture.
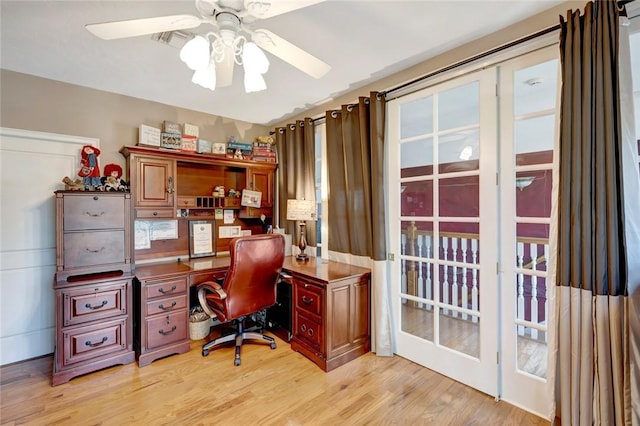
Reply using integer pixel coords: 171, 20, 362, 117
247, 168, 273, 207
135, 156, 176, 208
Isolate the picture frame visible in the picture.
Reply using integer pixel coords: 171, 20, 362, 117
189, 220, 216, 258
211, 142, 226, 155
240, 189, 262, 208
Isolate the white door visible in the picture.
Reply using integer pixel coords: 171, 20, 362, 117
388, 48, 559, 415
499, 47, 558, 417
0, 128, 99, 364
388, 69, 499, 396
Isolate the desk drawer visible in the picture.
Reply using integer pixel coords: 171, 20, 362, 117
62, 317, 128, 366
145, 294, 188, 316
144, 277, 188, 299
145, 310, 188, 349
294, 311, 322, 350
135, 208, 175, 219
295, 280, 322, 317
63, 194, 125, 230
62, 280, 128, 326
63, 230, 125, 268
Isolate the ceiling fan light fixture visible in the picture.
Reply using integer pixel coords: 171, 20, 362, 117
244, 72, 267, 93
192, 59, 217, 91
180, 35, 210, 70
242, 42, 269, 74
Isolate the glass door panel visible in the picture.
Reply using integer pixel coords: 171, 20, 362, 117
390, 68, 498, 397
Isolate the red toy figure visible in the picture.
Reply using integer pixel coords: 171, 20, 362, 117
78, 145, 101, 189
101, 163, 128, 192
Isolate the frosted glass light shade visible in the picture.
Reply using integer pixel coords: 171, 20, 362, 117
242, 42, 269, 74
180, 35, 210, 71
192, 60, 217, 91
244, 72, 266, 93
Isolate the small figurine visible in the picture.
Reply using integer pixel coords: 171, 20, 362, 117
78, 145, 101, 190
101, 163, 128, 192
62, 176, 85, 191
233, 148, 243, 159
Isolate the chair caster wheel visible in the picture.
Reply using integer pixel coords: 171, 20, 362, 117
270, 342, 276, 350
234, 358, 241, 366
202, 349, 209, 357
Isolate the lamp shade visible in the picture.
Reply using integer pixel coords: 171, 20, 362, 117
286, 199, 317, 221
180, 35, 210, 71
192, 59, 217, 91
242, 42, 269, 74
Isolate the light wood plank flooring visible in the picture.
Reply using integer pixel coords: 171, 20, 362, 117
1, 336, 547, 425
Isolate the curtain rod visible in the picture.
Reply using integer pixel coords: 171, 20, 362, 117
306, 0, 636, 124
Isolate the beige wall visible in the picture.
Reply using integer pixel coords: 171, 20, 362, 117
0, 70, 269, 169
271, 1, 583, 128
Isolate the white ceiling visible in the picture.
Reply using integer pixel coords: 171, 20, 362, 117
1, 0, 568, 126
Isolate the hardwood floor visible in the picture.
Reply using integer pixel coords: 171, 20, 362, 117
1, 335, 547, 425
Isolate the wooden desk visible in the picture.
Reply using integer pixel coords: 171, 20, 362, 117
132, 256, 371, 371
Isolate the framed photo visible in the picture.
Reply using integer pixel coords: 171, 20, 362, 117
241, 189, 262, 208
189, 220, 216, 258
211, 142, 226, 155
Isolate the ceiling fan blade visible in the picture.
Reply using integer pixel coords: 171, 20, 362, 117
86, 15, 203, 40
244, 0, 326, 19
216, 47, 235, 87
252, 29, 330, 79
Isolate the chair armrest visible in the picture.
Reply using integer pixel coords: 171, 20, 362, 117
197, 281, 227, 319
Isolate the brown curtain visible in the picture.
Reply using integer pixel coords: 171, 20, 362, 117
326, 92, 386, 260
555, 1, 631, 424
274, 118, 316, 246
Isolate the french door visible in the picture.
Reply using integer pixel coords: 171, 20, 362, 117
388, 68, 499, 396
388, 46, 558, 417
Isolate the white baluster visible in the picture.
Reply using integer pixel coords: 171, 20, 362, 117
425, 235, 432, 310
451, 238, 459, 318
544, 244, 549, 343
530, 244, 539, 340
401, 233, 407, 304
442, 237, 449, 315
417, 235, 424, 308
471, 238, 478, 323
517, 242, 525, 336
461, 238, 468, 320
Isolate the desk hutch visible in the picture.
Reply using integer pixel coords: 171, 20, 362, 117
52, 145, 370, 384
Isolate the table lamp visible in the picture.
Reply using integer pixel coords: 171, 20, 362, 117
286, 199, 317, 261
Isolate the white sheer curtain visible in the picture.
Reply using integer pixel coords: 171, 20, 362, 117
620, 15, 640, 424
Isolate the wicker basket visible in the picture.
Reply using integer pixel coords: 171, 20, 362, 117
189, 317, 212, 340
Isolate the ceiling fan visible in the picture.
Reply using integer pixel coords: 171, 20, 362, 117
85, 0, 331, 91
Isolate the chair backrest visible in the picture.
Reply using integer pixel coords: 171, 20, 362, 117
222, 233, 285, 319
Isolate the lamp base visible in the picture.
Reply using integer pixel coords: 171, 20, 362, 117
296, 253, 309, 261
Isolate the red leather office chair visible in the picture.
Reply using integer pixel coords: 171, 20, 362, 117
197, 233, 285, 366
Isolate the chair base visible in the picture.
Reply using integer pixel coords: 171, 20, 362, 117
202, 317, 276, 366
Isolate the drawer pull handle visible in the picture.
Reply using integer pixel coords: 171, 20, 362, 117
159, 325, 177, 335
84, 211, 105, 217
301, 324, 307, 332
308, 329, 314, 337
158, 285, 177, 294
85, 300, 108, 310
86, 247, 105, 253
158, 301, 177, 311
85, 336, 108, 347
302, 295, 314, 305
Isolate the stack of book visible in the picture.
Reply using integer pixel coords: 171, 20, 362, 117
252, 141, 277, 163
226, 141, 253, 160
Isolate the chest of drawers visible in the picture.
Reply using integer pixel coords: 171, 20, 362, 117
134, 274, 191, 366
52, 191, 135, 385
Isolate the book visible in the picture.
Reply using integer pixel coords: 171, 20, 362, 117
138, 124, 161, 147
183, 123, 199, 137
163, 120, 181, 134
161, 132, 181, 149
227, 141, 253, 151
181, 135, 197, 152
